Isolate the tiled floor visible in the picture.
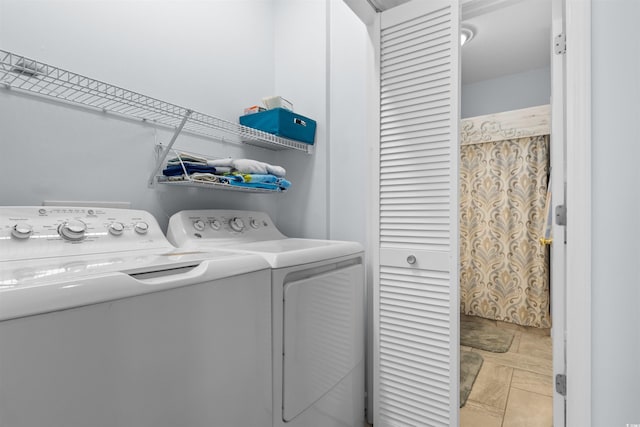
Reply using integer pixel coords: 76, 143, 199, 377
460, 314, 553, 427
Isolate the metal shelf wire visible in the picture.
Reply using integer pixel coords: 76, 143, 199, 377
157, 178, 284, 194
0, 49, 312, 153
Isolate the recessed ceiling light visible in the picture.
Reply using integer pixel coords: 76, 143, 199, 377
460, 26, 475, 46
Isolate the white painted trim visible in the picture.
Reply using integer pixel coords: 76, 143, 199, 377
450, 3, 461, 425
369, 12, 381, 426
565, 1, 591, 426
460, 104, 551, 145
550, 0, 566, 425
364, 12, 379, 426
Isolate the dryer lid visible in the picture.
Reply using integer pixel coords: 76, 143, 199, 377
226, 238, 363, 268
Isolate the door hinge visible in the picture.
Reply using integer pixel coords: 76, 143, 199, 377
555, 374, 567, 396
555, 204, 567, 226
554, 33, 566, 55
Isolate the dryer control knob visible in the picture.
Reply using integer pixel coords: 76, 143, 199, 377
134, 222, 149, 235
229, 217, 245, 232
11, 223, 33, 239
108, 222, 125, 236
193, 220, 206, 231
210, 219, 221, 230
58, 220, 87, 241
250, 219, 260, 229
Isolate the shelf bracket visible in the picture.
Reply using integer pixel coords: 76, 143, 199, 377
147, 110, 193, 187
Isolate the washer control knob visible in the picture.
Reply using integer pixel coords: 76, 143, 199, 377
209, 219, 221, 230
250, 219, 260, 229
229, 217, 245, 232
134, 222, 149, 235
58, 220, 87, 241
108, 222, 125, 236
193, 220, 206, 231
11, 223, 33, 239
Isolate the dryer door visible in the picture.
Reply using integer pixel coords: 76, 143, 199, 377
282, 263, 364, 422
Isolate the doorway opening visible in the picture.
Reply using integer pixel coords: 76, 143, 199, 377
458, 1, 557, 426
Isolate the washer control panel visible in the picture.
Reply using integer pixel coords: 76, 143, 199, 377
0, 207, 171, 262
167, 209, 286, 247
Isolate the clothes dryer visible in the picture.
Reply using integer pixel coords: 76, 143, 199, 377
0, 206, 272, 427
167, 209, 366, 427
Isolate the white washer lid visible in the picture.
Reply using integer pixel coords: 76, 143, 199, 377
0, 249, 269, 321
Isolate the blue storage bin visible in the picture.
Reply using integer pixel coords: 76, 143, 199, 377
240, 108, 316, 145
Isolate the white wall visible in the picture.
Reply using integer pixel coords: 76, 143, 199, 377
327, 1, 371, 421
328, 0, 368, 247
0, 0, 371, 240
271, 0, 329, 239
591, 0, 640, 424
0, 0, 276, 120
0, 0, 296, 231
461, 66, 550, 118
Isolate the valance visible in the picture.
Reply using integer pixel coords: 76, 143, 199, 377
461, 104, 551, 145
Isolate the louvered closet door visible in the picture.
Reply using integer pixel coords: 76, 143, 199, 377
375, 1, 459, 426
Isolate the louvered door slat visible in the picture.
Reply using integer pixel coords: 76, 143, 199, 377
382, 60, 450, 83
375, 1, 459, 426
381, 93, 449, 114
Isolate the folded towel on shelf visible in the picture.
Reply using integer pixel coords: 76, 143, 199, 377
227, 173, 291, 190
265, 164, 286, 177
227, 180, 282, 191
214, 166, 233, 174
162, 164, 217, 176
160, 154, 289, 191
238, 174, 277, 183
204, 158, 286, 177
207, 158, 234, 168
165, 161, 209, 169
276, 177, 291, 189
189, 173, 229, 183
167, 153, 209, 165
239, 174, 291, 189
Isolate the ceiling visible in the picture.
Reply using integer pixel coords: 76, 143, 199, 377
461, 0, 551, 85
345, 0, 552, 85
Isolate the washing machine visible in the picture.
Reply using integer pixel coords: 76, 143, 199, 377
0, 206, 273, 427
167, 209, 366, 427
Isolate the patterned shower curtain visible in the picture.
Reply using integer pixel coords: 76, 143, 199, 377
460, 134, 551, 328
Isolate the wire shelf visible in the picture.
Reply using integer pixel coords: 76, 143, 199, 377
157, 178, 284, 194
0, 49, 312, 153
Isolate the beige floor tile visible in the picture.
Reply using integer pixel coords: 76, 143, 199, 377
463, 399, 505, 418
494, 320, 550, 336
468, 361, 514, 410
471, 347, 552, 376
518, 332, 552, 361
511, 369, 553, 397
460, 315, 552, 427
461, 345, 474, 352
460, 403, 503, 427
507, 332, 522, 353
502, 388, 552, 427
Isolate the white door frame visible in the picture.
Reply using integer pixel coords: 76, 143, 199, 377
550, 0, 566, 425
564, 0, 591, 426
